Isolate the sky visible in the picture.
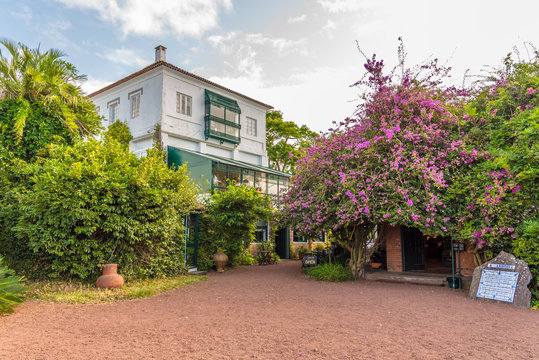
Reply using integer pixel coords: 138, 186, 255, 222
1, 0, 538, 132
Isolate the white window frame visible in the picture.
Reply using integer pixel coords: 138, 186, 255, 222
176, 92, 192, 116
246, 117, 257, 136
128, 88, 143, 119
107, 98, 120, 125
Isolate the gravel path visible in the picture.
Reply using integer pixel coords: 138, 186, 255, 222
1, 260, 538, 359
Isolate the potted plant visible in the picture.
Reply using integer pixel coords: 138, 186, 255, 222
213, 249, 228, 272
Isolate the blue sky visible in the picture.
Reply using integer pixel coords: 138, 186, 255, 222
1, 0, 538, 131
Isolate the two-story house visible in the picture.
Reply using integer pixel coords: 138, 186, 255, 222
89, 46, 296, 263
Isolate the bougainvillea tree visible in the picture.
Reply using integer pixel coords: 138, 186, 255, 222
283, 45, 484, 274
447, 52, 538, 301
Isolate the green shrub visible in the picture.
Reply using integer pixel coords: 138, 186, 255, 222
197, 185, 273, 269
0, 255, 27, 314
315, 243, 326, 252
297, 246, 308, 257
303, 263, 352, 282
0, 99, 77, 161
104, 120, 133, 147
289, 245, 297, 259
237, 249, 257, 266
0, 140, 198, 280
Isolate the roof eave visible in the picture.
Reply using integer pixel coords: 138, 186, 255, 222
88, 61, 273, 110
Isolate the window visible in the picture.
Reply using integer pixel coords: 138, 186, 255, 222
293, 230, 307, 243
212, 163, 227, 189
255, 221, 268, 243
246, 117, 257, 136
107, 98, 120, 125
204, 89, 241, 144
176, 92, 192, 116
128, 89, 142, 119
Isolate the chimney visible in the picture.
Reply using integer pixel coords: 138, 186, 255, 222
155, 45, 167, 62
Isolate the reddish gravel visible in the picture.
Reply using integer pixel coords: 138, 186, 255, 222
1, 260, 538, 359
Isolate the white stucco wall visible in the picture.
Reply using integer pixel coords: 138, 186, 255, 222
90, 64, 270, 168
161, 68, 269, 166
91, 69, 163, 155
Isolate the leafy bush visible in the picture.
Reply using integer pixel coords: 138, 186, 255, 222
303, 263, 352, 282
237, 249, 257, 266
0, 255, 27, 314
104, 120, 133, 147
314, 244, 326, 252
297, 246, 308, 258
0, 99, 77, 161
289, 245, 297, 259
197, 185, 273, 269
0, 140, 198, 280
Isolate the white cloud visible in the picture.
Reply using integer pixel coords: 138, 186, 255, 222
55, 0, 232, 38
322, 20, 337, 37
209, 65, 361, 132
101, 48, 151, 67
81, 77, 112, 94
11, 5, 32, 21
208, 31, 307, 57
317, 0, 366, 13
287, 14, 307, 24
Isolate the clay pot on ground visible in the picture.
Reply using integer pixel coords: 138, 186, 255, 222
214, 252, 228, 273
96, 264, 124, 289
369, 262, 382, 269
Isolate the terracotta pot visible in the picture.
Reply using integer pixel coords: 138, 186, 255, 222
96, 264, 124, 289
370, 262, 382, 269
213, 252, 228, 273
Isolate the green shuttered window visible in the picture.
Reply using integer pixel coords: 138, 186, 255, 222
204, 89, 241, 144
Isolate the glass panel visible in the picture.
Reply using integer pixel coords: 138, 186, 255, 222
131, 94, 140, 118
278, 177, 289, 203
210, 104, 225, 119
255, 172, 266, 194
186, 96, 191, 116
181, 95, 186, 113
210, 120, 225, 135
212, 163, 227, 189
293, 230, 307, 243
109, 104, 117, 125
227, 165, 241, 184
225, 125, 239, 138
226, 109, 239, 124
242, 169, 255, 187
255, 221, 267, 243
268, 174, 278, 196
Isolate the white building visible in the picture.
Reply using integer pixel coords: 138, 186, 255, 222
90, 46, 290, 201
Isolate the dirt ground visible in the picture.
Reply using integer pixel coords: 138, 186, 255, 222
1, 260, 538, 360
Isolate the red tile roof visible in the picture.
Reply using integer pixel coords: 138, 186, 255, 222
88, 61, 273, 109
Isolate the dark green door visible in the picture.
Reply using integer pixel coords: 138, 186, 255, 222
401, 226, 425, 271
184, 213, 199, 268
274, 227, 289, 259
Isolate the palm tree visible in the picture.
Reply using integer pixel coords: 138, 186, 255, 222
0, 39, 101, 139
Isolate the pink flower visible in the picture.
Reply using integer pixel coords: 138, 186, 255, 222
406, 199, 413, 206
527, 87, 537, 94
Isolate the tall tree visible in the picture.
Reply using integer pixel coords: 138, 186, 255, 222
0, 39, 101, 142
266, 110, 318, 173
283, 50, 479, 275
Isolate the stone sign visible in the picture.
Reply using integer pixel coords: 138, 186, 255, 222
469, 251, 532, 308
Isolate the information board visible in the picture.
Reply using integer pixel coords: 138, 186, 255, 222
488, 263, 516, 270
476, 270, 519, 303
302, 255, 317, 267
